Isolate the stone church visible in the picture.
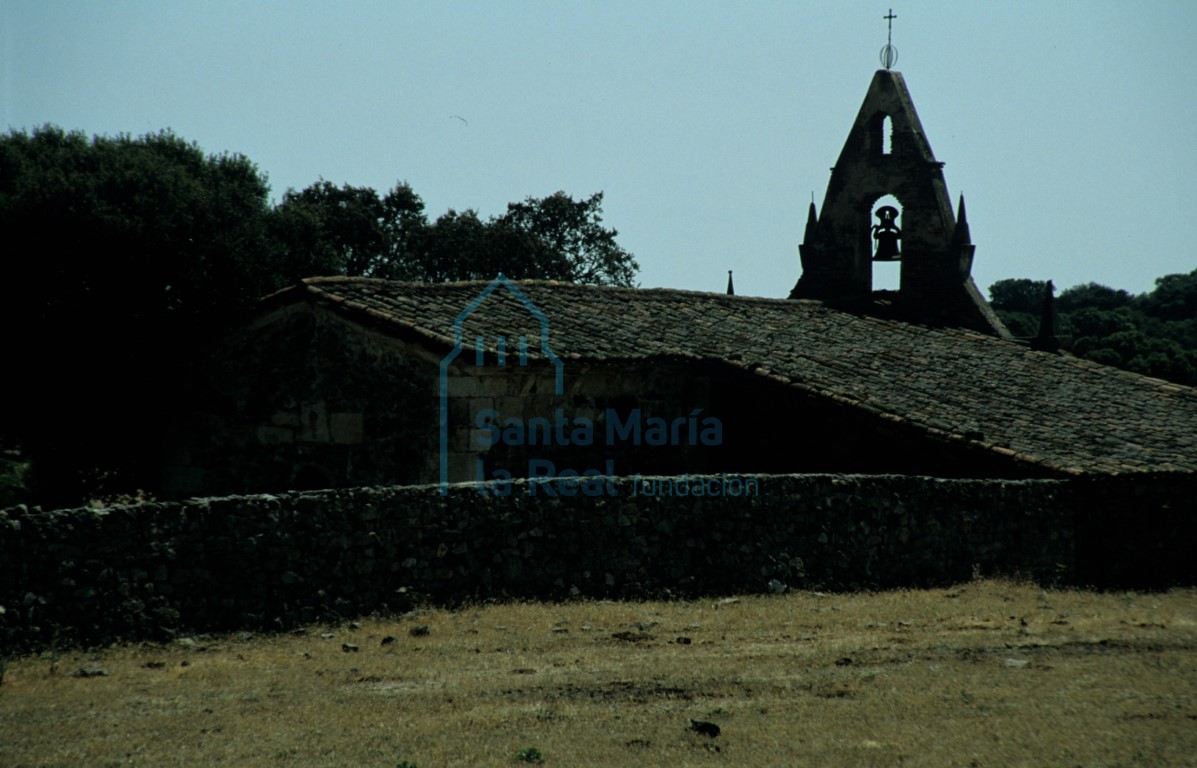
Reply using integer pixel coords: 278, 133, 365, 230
164, 69, 1197, 498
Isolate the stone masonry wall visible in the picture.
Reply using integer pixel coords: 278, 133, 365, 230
2, 473, 1194, 650
163, 304, 440, 497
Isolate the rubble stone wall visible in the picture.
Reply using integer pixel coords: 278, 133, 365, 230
2, 473, 1193, 650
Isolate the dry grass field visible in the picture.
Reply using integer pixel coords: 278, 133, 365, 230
2, 579, 1196, 767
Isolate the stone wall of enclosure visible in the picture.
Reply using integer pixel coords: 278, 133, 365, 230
2, 473, 1193, 650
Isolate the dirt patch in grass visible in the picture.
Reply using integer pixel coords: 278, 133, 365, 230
2, 579, 1196, 767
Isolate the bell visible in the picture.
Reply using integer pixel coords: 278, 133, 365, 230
873, 236, 901, 261
871, 205, 902, 262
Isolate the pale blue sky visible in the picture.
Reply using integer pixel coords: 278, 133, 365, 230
3, 1, 1194, 299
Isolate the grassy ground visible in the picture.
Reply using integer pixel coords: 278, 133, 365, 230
2, 579, 1196, 767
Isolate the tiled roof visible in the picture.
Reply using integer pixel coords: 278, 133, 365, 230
267, 276, 1197, 476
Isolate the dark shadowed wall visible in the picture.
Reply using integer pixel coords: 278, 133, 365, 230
2, 473, 1193, 650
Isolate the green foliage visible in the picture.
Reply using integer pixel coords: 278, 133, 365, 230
499, 191, 639, 285
1143, 270, 1197, 321
272, 180, 424, 280
1061, 306, 1137, 339
274, 183, 639, 286
515, 746, 545, 764
0, 126, 279, 506
1056, 282, 1134, 313
989, 270, 1197, 385
990, 279, 1048, 341
989, 279, 1048, 314
993, 310, 1037, 339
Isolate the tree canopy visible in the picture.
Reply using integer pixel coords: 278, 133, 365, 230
273, 183, 638, 285
989, 272, 1197, 386
1, 126, 279, 506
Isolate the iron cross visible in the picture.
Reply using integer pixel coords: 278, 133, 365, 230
881, 9, 899, 69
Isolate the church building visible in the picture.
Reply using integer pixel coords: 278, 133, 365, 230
164, 67, 1197, 498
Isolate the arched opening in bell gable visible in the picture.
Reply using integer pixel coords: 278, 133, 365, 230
869, 194, 903, 291
870, 112, 894, 156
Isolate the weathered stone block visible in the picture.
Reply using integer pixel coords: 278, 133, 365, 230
255, 426, 294, 445
445, 452, 476, 485
445, 375, 489, 398
500, 396, 527, 419
271, 410, 300, 428
330, 412, 364, 444
468, 398, 496, 421
299, 400, 330, 442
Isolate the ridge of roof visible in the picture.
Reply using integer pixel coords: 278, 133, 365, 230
299, 274, 830, 308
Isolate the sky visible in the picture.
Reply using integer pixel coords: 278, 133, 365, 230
3, 1, 1195, 299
